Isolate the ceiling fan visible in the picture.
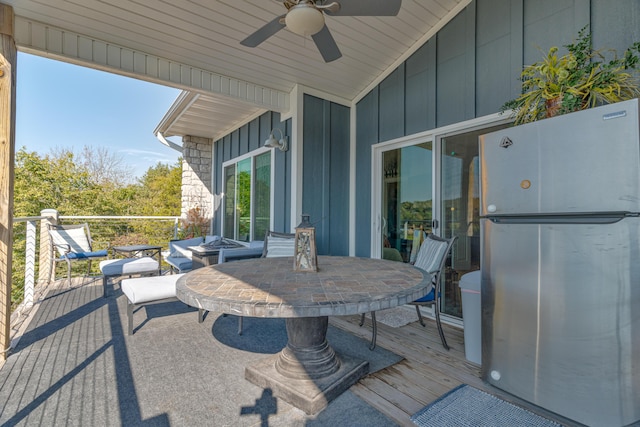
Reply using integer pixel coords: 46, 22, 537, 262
240, 0, 402, 63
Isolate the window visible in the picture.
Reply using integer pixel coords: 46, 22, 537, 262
223, 151, 271, 242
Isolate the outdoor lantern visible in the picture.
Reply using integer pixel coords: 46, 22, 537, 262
293, 214, 318, 272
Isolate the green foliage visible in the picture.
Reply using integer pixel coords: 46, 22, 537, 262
400, 200, 432, 224
135, 161, 182, 216
501, 26, 640, 125
11, 148, 182, 310
14, 149, 99, 216
237, 170, 251, 240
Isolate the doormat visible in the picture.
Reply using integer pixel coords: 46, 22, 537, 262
365, 306, 417, 328
411, 384, 564, 427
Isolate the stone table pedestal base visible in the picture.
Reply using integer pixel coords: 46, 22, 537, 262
244, 316, 369, 414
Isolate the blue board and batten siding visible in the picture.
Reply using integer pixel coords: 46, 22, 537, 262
210, 0, 639, 257
354, 0, 640, 257
211, 100, 350, 256
302, 95, 350, 256
212, 112, 292, 237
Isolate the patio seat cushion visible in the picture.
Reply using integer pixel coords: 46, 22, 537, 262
64, 249, 109, 260
121, 273, 183, 304
264, 235, 295, 258
121, 273, 184, 334
165, 256, 193, 273
99, 257, 159, 276
100, 257, 160, 298
164, 236, 215, 272
167, 237, 204, 259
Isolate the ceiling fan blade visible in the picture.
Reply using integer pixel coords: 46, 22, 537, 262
324, 0, 402, 16
311, 25, 342, 62
240, 14, 286, 47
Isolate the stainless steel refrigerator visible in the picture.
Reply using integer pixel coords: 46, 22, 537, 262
479, 99, 640, 427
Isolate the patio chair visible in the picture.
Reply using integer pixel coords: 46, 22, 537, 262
48, 223, 109, 285
235, 231, 295, 334
165, 236, 205, 273
361, 233, 457, 350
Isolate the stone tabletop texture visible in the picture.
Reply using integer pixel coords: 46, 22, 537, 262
176, 256, 431, 318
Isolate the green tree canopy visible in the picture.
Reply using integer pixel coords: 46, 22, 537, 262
11, 146, 182, 309
134, 161, 182, 216
14, 147, 182, 217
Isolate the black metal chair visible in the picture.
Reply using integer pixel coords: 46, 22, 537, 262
361, 234, 457, 350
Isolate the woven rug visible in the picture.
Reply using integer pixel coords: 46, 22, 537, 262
411, 384, 564, 427
365, 306, 417, 328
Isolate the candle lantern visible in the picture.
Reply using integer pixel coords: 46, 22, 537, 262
293, 214, 318, 272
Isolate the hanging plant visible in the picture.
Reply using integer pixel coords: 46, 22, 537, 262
501, 26, 640, 125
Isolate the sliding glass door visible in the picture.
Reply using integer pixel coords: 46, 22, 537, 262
438, 123, 508, 317
374, 120, 509, 321
223, 151, 271, 242
379, 142, 433, 264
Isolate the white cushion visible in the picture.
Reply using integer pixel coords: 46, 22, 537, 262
249, 240, 264, 249
414, 237, 448, 274
168, 237, 202, 259
169, 249, 187, 258
50, 227, 91, 255
172, 245, 193, 259
409, 230, 427, 264
265, 236, 295, 258
121, 273, 183, 304
99, 257, 159, 276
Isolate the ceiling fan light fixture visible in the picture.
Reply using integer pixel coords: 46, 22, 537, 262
285, 4, 325, 36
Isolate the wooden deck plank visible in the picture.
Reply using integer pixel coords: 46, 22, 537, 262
380, 362, 458, 401
330, 313, 577, 427
330, 314, 469, 423
356, 374, 426, 414
350, 384, 415, 427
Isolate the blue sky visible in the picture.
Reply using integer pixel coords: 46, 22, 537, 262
16, 52, 182, 179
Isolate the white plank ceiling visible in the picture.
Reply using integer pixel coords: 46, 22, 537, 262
5, 0, 469, 141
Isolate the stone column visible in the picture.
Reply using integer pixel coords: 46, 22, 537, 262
181, 135, 213, 235
0, 3, 16, 361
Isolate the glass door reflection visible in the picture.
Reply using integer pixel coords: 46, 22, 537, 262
381, 142, 433, 264
439, 123, 508, 318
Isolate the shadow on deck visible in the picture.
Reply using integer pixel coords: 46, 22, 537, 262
0, 276, 577, 426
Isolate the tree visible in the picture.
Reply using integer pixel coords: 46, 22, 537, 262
134, 160, 182, 216
11, 147, 182, 309
50, 145, 134, 186
14, 147, 100, 216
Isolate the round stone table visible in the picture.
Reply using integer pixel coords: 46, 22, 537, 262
176, 255, 430, 414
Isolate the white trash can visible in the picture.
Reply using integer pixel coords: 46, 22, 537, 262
460, 270, 481, 365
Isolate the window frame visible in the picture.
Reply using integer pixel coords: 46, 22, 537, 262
221, 146, 274, 242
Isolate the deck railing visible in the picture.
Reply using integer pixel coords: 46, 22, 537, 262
11, 209, 181, 315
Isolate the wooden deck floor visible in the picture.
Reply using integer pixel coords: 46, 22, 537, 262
329, 314, 579, 427
6, 276, 579, 426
